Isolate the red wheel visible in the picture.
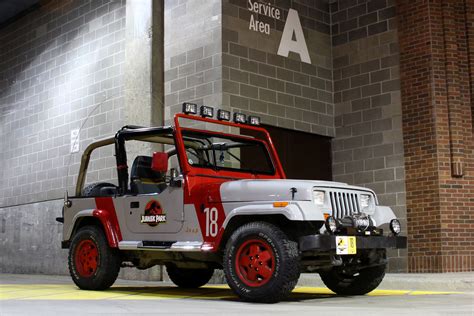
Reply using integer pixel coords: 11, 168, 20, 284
235, 239, 275, 287
224, 222, 300, 303
74, 240, 99, 278
68, 226, 121, 290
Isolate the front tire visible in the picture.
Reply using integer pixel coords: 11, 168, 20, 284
319, 264, 386, 295
68, 225, 121, 290
223, 222, 300, 303
166, 265, 214, 288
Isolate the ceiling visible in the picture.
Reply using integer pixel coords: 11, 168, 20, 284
0, 0, 40, 25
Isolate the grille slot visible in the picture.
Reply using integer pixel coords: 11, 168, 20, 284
329, 191, 360, 218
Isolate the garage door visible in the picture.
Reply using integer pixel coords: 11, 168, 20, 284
241, 125, 332, 181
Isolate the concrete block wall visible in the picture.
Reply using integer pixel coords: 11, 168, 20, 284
0, 0, 126, 207
330, 0, 407, 271
0, 0, 411, 275
0, 0, 126, 274
221, 0, 334, 137
163, 0, 223, 125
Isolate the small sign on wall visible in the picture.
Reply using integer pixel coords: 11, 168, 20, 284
70, 129, 80, 153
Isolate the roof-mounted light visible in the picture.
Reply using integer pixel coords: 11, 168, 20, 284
200, 105, 214, 118
247, 115, 261, 126
182, 102, 198, 115
217, 109, 231, 121
233, 112, 247, 124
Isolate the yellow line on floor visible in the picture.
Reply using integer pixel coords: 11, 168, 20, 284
205, 284, 463, 296
0, 284, 462, 301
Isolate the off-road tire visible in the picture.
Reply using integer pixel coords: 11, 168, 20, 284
223, 222, 300, 303
166, 265, 214, 288
82, 182, 116, 197
319, 264, 386, 295
68, 225, 121, 290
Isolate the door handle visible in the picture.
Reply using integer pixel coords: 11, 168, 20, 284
130, 202, 140, 208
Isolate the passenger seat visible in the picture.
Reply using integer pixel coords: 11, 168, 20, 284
130, 155, 167, 194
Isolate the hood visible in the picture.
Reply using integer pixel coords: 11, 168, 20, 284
219, 179, 375, 202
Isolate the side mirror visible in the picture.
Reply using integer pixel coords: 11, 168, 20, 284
151, 152, 168, 173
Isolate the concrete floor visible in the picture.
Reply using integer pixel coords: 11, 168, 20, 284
1, 274, 473, 315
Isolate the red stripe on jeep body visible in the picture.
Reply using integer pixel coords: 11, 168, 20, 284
174, 113, 286, 252
93, 197, 122, 248
185, 176, 228, 252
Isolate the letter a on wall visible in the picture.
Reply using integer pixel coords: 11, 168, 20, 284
277, 9, 311, 64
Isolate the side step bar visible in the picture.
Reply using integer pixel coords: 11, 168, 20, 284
118, 241, 203, 252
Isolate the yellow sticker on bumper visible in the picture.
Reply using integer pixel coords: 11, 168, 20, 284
336, 236, 357, 255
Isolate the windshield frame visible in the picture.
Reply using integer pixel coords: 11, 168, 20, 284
180, 128, 276, 175
173, 113, 286, 179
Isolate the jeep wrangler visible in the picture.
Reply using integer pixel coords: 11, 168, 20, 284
57, 103, 407, 303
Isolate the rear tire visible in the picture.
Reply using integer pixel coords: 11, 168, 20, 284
319, 264, 386, 295
68, 225, 121, 290
166, 265, 214, 288
223, 222, 300, 303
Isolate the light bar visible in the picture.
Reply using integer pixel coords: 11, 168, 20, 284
233, 112, 247, 124
217, 109, 231, 121
182, 102, 198, 115
200, 105, 214, 118
247, 115, 261, 125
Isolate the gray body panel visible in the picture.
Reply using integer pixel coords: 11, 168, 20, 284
63, 178, 397, 252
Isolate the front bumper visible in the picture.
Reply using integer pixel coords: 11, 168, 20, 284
299, 234, 407, 252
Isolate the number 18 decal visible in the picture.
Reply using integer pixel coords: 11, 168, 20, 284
203, 207, 218, 237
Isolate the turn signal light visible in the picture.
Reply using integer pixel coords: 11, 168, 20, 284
273, 202, 289, 208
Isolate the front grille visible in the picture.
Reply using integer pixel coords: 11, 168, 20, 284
329, 191, 360, 218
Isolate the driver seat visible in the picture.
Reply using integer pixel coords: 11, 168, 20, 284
130, 155, 167, 194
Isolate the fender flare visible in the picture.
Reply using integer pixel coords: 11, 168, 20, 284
66, 200, 122, 248
92, 208, 122, 248
371, 206, 398, 229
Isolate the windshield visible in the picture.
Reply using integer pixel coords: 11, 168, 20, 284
181, 130, 275, 175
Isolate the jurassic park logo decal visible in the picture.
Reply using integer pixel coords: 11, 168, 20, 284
141, 200, 167, 227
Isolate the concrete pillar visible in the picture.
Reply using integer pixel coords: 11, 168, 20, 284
151, 1, 164, 127
124, 0, 164, 127
122, 0, 165, 281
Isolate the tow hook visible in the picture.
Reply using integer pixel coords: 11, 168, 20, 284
331, 255, 343, 266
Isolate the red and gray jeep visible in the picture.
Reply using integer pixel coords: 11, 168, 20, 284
58, 103, 406, 303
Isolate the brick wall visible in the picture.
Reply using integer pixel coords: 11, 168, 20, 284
0, 0, 126, 207
397, 0, 474, 272
330, 0, 407, 271
221, 0, 334, 136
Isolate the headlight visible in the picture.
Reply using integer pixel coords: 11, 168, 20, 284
325, 216, 338, 234
390, 219, 401, 235
360, 194, 371, 208
313, 190, 325, 206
